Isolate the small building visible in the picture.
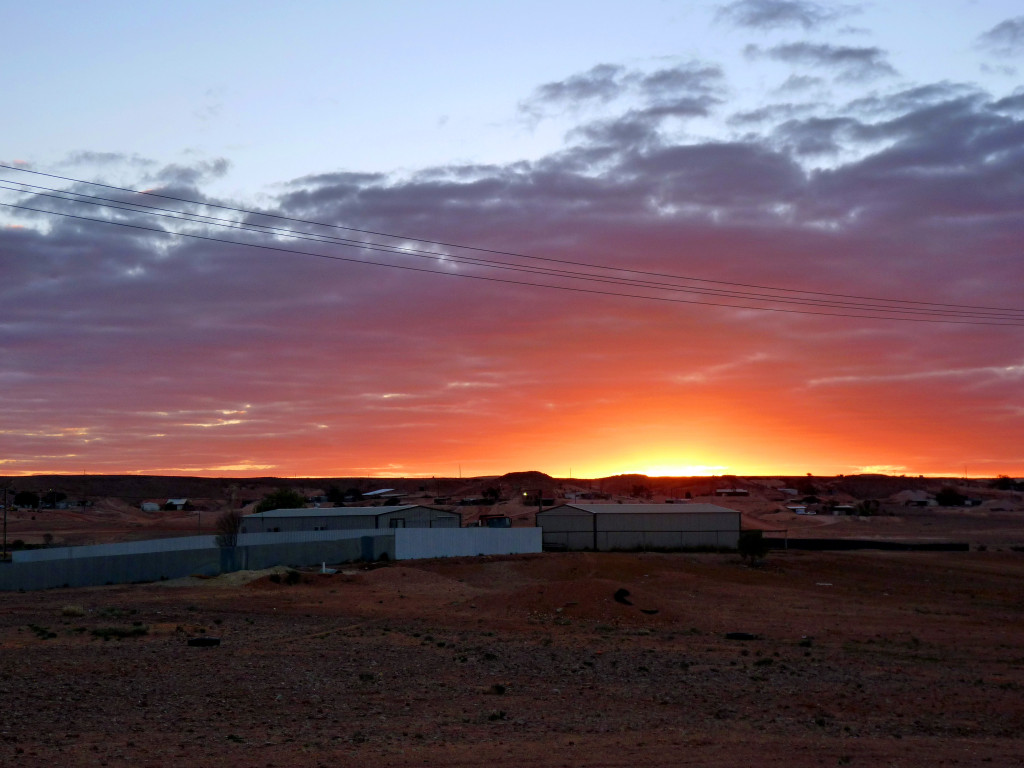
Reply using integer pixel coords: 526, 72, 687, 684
536, 503, 740, 551
715, 488, 749, 497
893, 490, 932, 507
140, 502, 161, 512
241, 505, 460, 534
166, 498, 189, 510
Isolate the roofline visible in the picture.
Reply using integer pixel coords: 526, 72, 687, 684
246, 504, 426, 519
542, 503, 739, 515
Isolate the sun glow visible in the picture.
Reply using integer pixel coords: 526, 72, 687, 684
636, 464, 729, 477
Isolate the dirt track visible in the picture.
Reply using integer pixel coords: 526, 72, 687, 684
1, 550, 1023, 766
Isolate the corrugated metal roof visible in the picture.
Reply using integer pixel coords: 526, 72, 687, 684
549, 503, 737, 515
246, 505, 422, 519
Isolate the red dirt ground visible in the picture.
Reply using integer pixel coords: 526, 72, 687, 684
2, 549, 1023, 767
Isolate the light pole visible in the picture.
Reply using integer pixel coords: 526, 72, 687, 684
2, 485, 9, 561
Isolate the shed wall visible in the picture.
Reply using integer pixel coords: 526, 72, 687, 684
375, 507, 460, 529
538, 508, 739, 551
394, 528, 541, 559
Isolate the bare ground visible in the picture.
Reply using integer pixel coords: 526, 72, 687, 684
2, 549, 1023, 767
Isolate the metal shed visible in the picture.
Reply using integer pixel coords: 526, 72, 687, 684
536, 503, 740, 551
241, 505, 460, 534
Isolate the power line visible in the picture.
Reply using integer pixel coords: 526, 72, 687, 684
5, 180, 1021, 321
1, 165, 1022, 325
3, 198, 1022, 327
5, 164, 1022, 315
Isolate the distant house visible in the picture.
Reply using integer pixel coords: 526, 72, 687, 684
241, 505, 460, 534
140, 502, 160, 512
715, 488, 749, 497
785, 503, 809, 515
165, 498, 189, 511
893, 490, 932, 507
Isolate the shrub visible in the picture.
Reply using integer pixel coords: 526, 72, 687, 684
91, 625, 149, 640
936, 487, 967, 507
737, 530, 769, 564
214, 509, 243, 548
255, 488, 306, 514
28, 624, 57, 640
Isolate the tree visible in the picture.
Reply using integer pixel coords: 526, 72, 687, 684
13, 491, 39, 508
631, 484, 653, 499
255, 488, 306, 514
737, 530, 769, 565
935, 487, 966, 507
43, 491, 66, 508
214, 509, 243, 548
991, 475, 1019, 491
855, 499, 880, 516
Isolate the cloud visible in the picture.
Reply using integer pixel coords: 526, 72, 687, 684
60, 151, 157, 169
3, 52, 1024, 478
776, 74, 826, 92
717, 0, 853, 30
150, 158, 231, 188
773, 116, 862, 155
521, 64, 629, 114
808, 363, 1024, 388
747, 42, 898, 82
991, 90, 1024, 112
521, 61, 725, 123
977, 16, 1024, 57
728, 102, 817, 126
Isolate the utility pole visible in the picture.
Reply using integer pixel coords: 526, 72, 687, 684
2, 484, 11, 562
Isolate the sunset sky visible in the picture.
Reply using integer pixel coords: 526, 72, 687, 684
2, 0, 1024, 479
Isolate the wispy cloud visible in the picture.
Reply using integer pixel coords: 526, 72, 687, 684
717, 0, 854, 31
809, 363, 1024, 387
745, 42, 898, 81
977, 16, 1024, 57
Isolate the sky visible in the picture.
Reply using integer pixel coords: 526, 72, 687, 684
2, 0, 1024, 479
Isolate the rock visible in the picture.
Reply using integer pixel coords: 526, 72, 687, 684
187, 636, 221, 647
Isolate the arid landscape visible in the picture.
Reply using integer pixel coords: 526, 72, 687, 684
3, 471, 1024, 550
1, 549, 1023, 766
1, 473, 1023, 766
